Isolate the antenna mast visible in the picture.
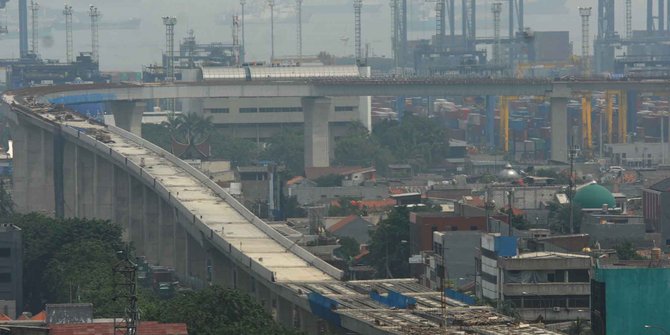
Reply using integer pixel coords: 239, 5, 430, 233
113, 249, 139, 335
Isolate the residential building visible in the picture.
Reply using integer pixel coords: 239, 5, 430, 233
581, 213, 648, 248
0, 224, 21, 319
326, 215, 375, 244
643, 177, 670, 247
425, 230, 481, 290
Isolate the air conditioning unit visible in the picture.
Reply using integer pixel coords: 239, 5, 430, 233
552, 307, 562, 312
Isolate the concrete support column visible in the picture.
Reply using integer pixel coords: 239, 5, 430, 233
210, 246, 232, 288
173, 216, 188, 277
299, 308, 321, 334
550, 97, 569, 163
62, 141, 78, 218
76, 147, 95, 218
94, 156, 114, 220
257, 283, 273, 314
276, 295, 294, 328
108, 100, 145, 136
14, 125, 55, 214
143, 187, 160, 263
486, 95, 497, 148
302, 97, 332, 168
113, 166, 131, 240
158, 199, 175, 267
129, 177, 145, 255
187, 233, 206, 280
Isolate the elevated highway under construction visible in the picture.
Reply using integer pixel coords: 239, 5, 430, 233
0, 82, 573, 335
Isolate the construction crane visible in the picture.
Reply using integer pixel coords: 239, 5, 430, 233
89, 5, 100, 63
162, 16, 177, 82
240, 0, 246, 63
29, 0, 38, 56
63, 5, 73, 63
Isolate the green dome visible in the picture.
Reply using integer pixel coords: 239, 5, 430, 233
573, 183, 615, 209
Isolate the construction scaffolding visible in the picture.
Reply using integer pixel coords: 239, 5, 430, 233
579, 7, 592, 77
29, 0, 38, 56
89, 5, 100, 63
354, 0, 362, 64
63, 5, 73, 63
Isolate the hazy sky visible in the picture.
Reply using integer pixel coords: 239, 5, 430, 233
0, 0, 656, 71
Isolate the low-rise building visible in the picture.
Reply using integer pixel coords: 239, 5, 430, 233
476, 234, 591, 323
0, 224, 22, 319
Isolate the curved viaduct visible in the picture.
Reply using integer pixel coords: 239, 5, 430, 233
0, 80, 628, 334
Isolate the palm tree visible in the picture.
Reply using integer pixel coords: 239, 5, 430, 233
178, 112, 214, 145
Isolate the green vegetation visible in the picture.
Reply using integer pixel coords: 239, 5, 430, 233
14, 213, 298, 334
614, 242, 645, 260
15, 213, 125, 316
334, 236, 360, 260
327, 197, 366, 217
548, 203, 583, 234
367, 207, 412, 278
143, 285, 301, 335
314, 174, 344, 187
0, 180, 12, 219
144, 114, 449, 177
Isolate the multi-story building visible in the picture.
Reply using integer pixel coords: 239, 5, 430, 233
477, 233, 591, 323
643, 177, 670, 247
181, 65, 371, 164
0, 224, 22, 318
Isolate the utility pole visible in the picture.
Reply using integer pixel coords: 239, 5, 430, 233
507, 188, 514, 236
113, 248, 139, 335
568, 141, 578, 234
579, 7, 592, 77
29, 0, 38, 56
268, 0, 275, 62
354, 0, 362, 64
63, 4, 73, 63
89, 5, 100, 63
297, 0, 303, 60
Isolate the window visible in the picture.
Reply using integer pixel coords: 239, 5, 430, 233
470, 225, 478, 231
0, 248, 9, 257
0, 273, 10, 283
259, 107, 302, 113
240, 107, 258, 113
207, 108, 229, 114
335, 106, 356, 112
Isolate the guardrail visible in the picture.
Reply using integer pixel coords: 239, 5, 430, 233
102, 124, 344, 281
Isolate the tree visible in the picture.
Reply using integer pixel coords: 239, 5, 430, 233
147, 285, 300, 335
367, 207, 412, 278
535, 168, 570, 185
163, 112, 214, 145
328, 197, 364, 217
568, 318, 593, 335
334, 237, 360, 261
614, 242, 645, 260
142, 124, 172, 151
261, 129, 304, 177
548, 203, 583, 234
209, 131, 260, 166
334, 122, 391, 170
0, 179, 13, 219
14, 214, 125, 314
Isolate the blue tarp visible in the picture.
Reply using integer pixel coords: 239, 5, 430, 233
307, 292, 341, 327
495, 236, 518, 257
444, 288, 476, 305
49, 93, 116, 105
370, 290, 417, 309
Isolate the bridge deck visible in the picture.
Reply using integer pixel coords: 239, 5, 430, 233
8, 93, 336, 283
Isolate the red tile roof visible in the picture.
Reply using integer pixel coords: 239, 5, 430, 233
31, 311, 46, 321
50, 322, 188, 335
327, 215, 359, 233
305, 166, 368, 180
0, 313, 12, 321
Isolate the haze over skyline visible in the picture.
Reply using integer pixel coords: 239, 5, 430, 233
0, 0, 655, 71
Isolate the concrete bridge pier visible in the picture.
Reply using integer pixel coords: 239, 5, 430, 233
107, 100, 145, 136
113, 167, 131, 240
12, 123, 55, 215
94, 155, 115, 220
157, 200, 176, 267
142, 187, 160, 263
76, 147, 96, 219
302, 97, 332, 168
550, 97, 569, 163
129, 177, 145, 255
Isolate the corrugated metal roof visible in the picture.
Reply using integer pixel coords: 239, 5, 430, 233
201, 67, 246, 80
